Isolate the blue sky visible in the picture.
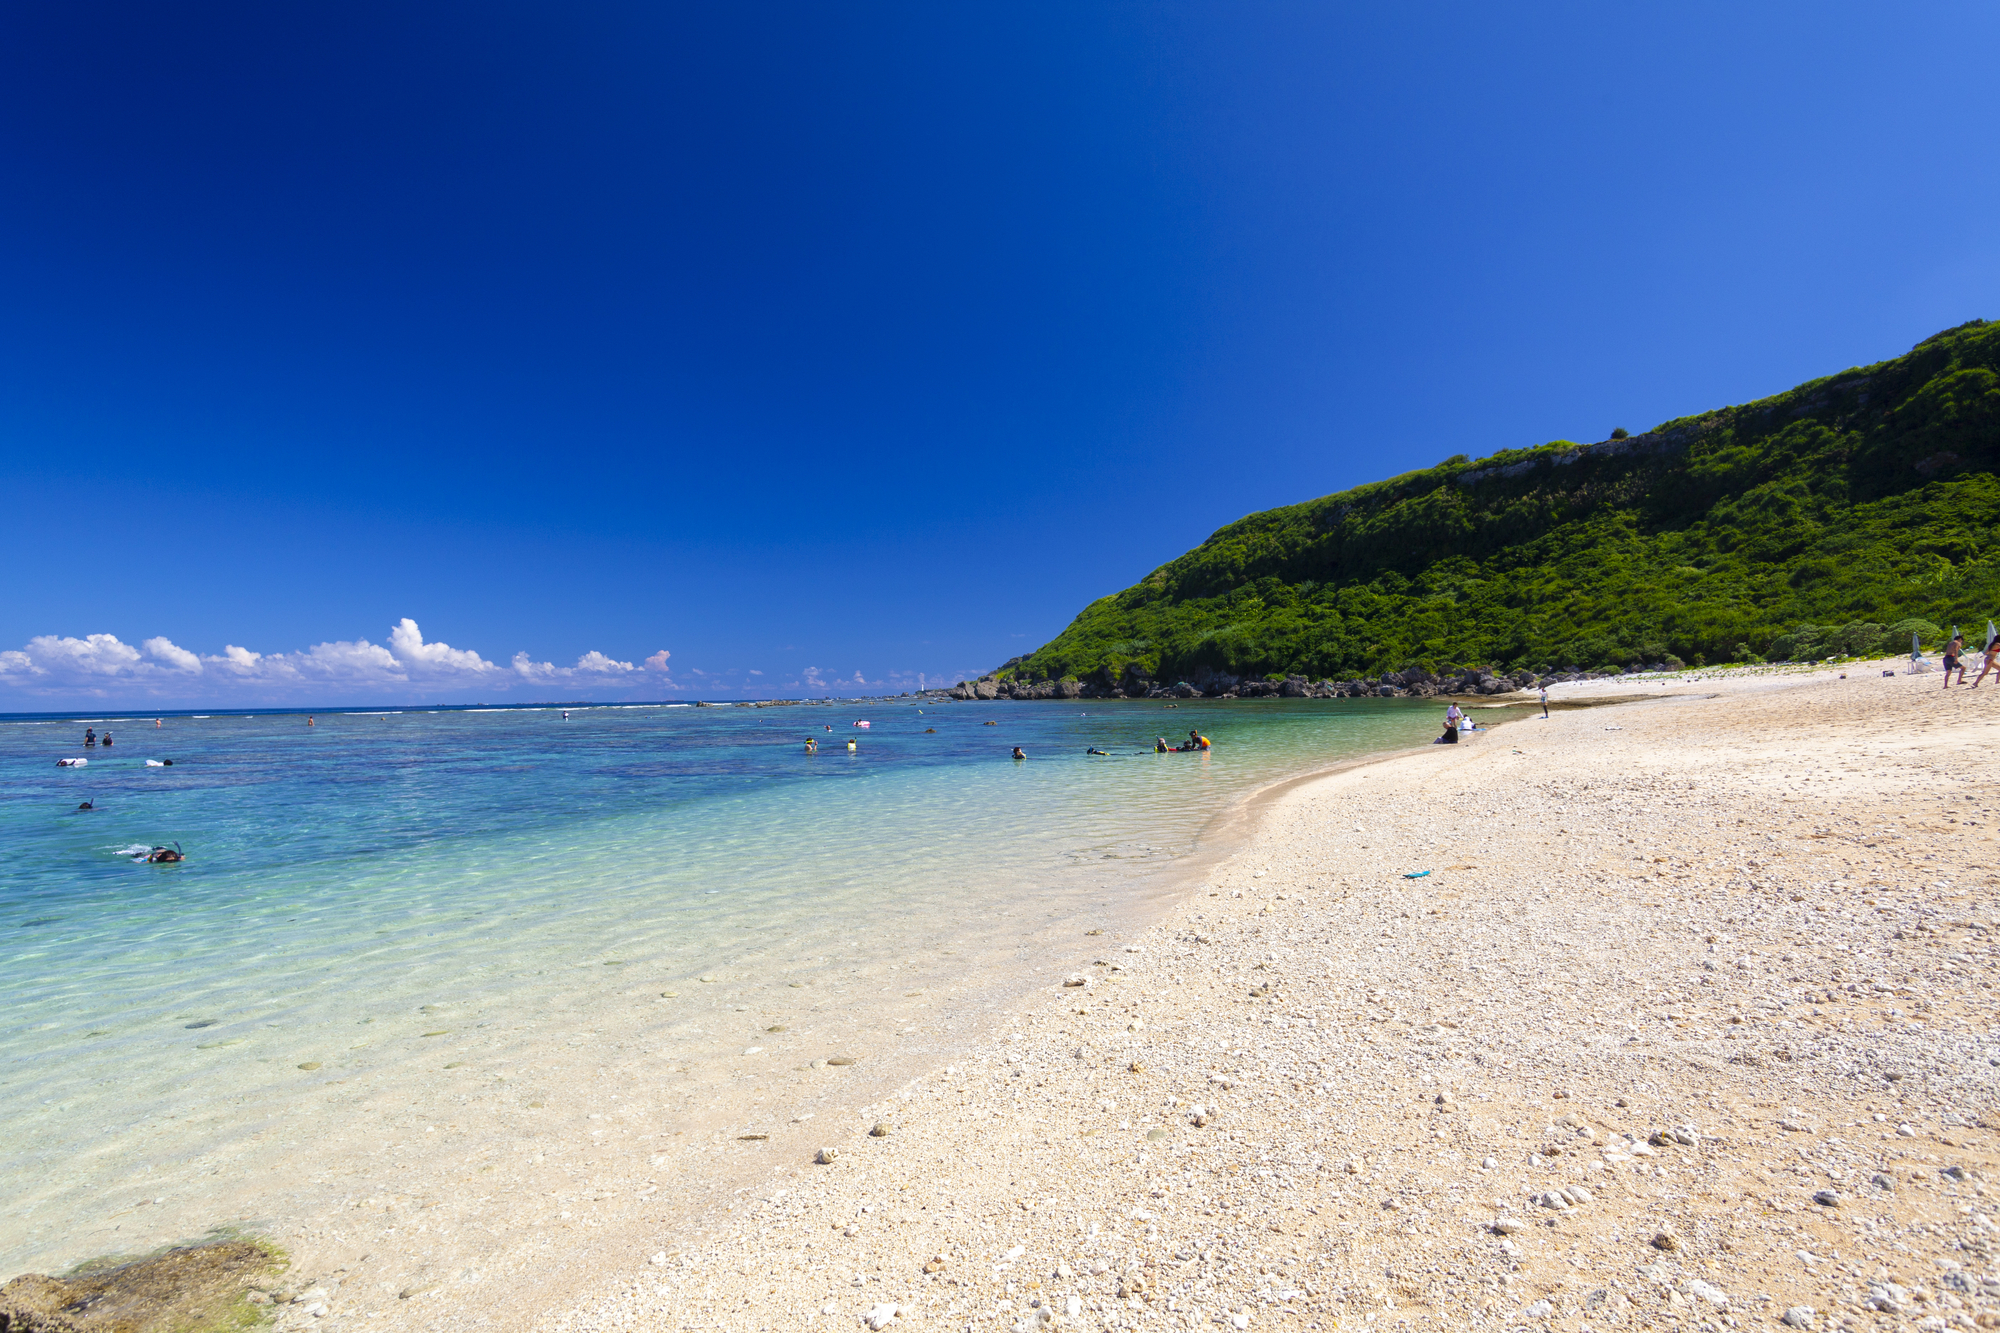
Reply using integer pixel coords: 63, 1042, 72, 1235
3, 2, 1996, 706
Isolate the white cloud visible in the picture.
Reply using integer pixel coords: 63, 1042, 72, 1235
573, 650, 635, 674
387, 617, 498, 675
5, 632, 144, 679
0, 619, 676, 703
142, 637, 203, 673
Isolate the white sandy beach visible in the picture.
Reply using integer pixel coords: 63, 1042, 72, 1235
234, 662, 2000, 1331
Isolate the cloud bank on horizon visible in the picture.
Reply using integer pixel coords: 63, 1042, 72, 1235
0, 618, 674, 704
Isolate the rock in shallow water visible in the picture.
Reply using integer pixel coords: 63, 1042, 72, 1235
0, 1238, 283, 1332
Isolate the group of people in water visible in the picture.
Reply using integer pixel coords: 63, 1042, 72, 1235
1019, 730, 1211, 759
61, 724, 180, 859
803, 721, 1215, 760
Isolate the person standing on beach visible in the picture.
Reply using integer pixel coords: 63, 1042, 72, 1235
1944, 634, 1966, 687
1538, 685, 1549, 718
1445, 702, 1463, 730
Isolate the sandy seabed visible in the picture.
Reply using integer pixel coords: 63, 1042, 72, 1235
242, 662, 2000, 1332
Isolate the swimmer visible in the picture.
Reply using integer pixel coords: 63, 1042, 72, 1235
845, 738, 856, 751
1086, 747, 1110, 756
1155, 737, 1169, 752
562, 710, 570, 720
155, 718, 162, 728
1011, 746, 1026, 760
77, 800, 94, 811
101, 732, 112, 746
307, 716, 315, 726
804, 737, 818, 753
145, 843, 184, 863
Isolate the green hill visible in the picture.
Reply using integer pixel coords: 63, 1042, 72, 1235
1003, 318, 1999, 692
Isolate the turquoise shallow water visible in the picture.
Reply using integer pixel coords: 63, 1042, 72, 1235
0, 696, 1472, 1275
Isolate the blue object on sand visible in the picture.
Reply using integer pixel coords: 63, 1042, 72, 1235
1403, 870, 1431, 879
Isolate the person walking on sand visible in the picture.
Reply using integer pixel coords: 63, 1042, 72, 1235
1538, 684, 1549, 718
1972, 638, 2000, 689
1944, 634, 1966, 688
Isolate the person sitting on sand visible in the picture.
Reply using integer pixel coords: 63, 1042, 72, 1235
1437, 720, 1459, 744
1974, 639, 2000, 689
1011, 746, 1026, 760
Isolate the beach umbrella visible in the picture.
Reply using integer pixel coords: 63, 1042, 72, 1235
1913, 633, 1923, 659
1988, 621, 1996, 650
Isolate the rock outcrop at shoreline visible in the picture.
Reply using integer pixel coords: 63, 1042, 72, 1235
0, 1238, 282, 1332
948, 660, 1657, 702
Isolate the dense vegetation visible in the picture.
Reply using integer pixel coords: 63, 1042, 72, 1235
1005, 319, 2000, 685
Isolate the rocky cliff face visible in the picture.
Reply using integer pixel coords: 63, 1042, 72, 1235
946, 661, 1648, 702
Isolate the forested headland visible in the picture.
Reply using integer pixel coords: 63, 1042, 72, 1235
997, 319, 1999, 693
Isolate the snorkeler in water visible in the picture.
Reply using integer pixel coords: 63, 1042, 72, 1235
1011, 746, 1026, 760
144, 843, 184, 863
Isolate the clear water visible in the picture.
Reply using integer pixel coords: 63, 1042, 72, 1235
0, 697, 1474, 1279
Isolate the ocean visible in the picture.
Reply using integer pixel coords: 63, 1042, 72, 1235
0, 696, 1484, 1287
